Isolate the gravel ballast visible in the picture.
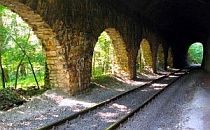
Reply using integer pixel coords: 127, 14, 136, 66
53, 71, 182, 130
119, 70, 210, 130
0, 75, 159, 130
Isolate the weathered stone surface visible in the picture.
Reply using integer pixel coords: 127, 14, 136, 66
167, 48, 173, 68
203, 37, 210, 71
0, 0, 169, 94
157, 44, 165, 70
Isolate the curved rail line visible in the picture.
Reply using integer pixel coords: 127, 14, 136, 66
39, 69, 190, 130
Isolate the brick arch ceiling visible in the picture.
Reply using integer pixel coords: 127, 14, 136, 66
115, 0, 210, 46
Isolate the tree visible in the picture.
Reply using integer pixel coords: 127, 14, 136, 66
0, 6, 9, 88
0, 5, 46, 89
188, 43, 203, 65
92, 32, 113, 78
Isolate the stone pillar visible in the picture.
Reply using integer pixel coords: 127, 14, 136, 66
172, 45, 189, 68
152, 49, 157, 73
106, 28, 131, 79
204, 37, 210, 71
157, 44, 165, 71
167, 48, 173, 68
164, 47, 169, 70
66, 31, 94, 94
128, 48, 138, 79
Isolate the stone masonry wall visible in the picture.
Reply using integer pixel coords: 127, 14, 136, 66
142, 30, 166, 73
204, 37, 210, 71
157, 44, 165, 70
105, 28, 130, 79
0, 0, 142, 94
167, 48, 173, 68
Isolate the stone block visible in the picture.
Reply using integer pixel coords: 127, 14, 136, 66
46, 51, 57, 57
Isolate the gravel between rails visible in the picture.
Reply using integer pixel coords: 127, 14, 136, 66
53, 72, 183, 130
0, 76, 154, 130
118, 70, 197, 130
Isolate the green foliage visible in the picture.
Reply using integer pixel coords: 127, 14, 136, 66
188, 43, 203, 64
0, 6, 45, 89
92, 75, 113, 84
0, 5, 6, 16
92, 32, 114, 78
136, 39, 153, 73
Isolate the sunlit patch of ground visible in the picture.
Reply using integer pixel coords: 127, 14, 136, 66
0, 74, 163, 129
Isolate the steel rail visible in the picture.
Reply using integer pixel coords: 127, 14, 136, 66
39, 69, 186, 130
106, 69, 190, 130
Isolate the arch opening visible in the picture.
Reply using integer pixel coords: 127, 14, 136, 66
92, 31, 114, 78
0, 5, 47, 90
136, 38, 153, 75
187, 42, 204, 66
167, 47, 173, 68
156, 44, 165, 71
92, 28, 130, 80
0, 1, 69, 93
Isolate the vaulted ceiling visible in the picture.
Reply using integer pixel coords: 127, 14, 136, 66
116, 0, 210, 45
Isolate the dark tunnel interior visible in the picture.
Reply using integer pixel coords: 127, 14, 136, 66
111, 0, 210, 68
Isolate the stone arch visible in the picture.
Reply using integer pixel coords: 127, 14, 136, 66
137, 38, 153, 73
92, 31, 113, 77
92, 28, 130, 79
0, 0, 69, 89
157, 44, 165, 70
167, 47, 173, 68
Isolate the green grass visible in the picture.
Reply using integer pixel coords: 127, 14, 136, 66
0, 73, 44, 90
17, 75, 44, 89
92, 75, 113, 84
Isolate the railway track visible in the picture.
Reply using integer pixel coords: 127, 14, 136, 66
39, 69, 190, 130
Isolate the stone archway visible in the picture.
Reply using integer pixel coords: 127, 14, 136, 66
0, 0, 69, 90
157, 44, 164, 70
137, 38, 153, 73
167, 48, 173, 68
92, 28, 130, 79
105, 28, 130, 79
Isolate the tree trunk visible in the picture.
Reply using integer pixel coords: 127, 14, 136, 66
20, 63, 26, 77
15, 55, 25, 89
0, 55, 6, 88
10, 35, 40, 89
0, 14, 5, 88
102, 62, 105, 74
27, 56, 40, 89
3, 68, 9, 82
